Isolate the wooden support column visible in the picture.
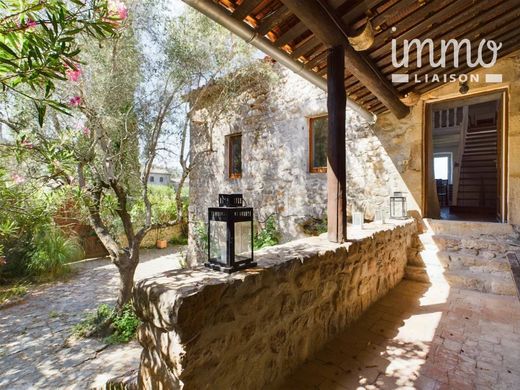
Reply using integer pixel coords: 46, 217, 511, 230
327, 45, 347, 243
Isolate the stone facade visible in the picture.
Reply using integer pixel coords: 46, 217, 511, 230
188, 65, 412, 261
133, 220, 419, 389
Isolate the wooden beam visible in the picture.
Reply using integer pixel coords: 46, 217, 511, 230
280, 0, 410, 119
327, 46, 347, 243
232, 0, 263, 21
257, 6, 292, 36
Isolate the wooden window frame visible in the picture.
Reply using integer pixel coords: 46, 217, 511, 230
227, 133, 242, 179
308, 115, 328, 173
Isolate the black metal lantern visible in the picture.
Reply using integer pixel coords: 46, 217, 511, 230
206, 194, 256, 273
390, 192, 408, 219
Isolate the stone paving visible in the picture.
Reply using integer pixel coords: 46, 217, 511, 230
278, 279, 520, 389
0, 247, 184, 389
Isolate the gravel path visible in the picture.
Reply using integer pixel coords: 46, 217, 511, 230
0, 247, 184, 389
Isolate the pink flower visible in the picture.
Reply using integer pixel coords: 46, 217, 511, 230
69, 96, 82, 107
21, 139, 33, 149
66, 67, 82, 82
82, 127, 90, 136
11, 174, 25, 184
24, 19, 38, 29
118, 5, 128, 20
108, 0, 128, 20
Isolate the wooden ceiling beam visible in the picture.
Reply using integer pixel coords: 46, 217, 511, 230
280, 0, 410, 118
232, 0, 264, 21
376, 0, 518, 70
275, 22, 307, 47
394, 19, 520, 91
291, 36, 320, 59
412, 38, 520, 95
369, 0, 466, 59
257, 5, 293, 36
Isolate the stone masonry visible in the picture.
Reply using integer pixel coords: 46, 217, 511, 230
188, 64, 414, 262
133, 220, 419, 389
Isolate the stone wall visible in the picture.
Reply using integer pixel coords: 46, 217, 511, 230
134, 220, 418, 389
188, 65, 412, 261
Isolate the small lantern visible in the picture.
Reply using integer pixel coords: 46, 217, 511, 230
390, 192, 407, 219
206, 194, 256, 273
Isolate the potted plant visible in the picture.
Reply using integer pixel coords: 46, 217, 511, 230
156, 225, 167, 249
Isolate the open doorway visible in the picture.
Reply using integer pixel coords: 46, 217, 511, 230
425, 91, 507, 222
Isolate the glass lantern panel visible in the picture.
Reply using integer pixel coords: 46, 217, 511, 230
391, 198, 406, 218
234, 221, 252, 262
209, 220, 227, 265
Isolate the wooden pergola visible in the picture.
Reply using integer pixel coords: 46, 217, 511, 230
183, 0, 520, 242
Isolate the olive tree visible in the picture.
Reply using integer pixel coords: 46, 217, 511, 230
1, 3, 272, 314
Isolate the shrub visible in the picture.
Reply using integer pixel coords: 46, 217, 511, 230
0, 169, 51, 279
28, 227, 84, 278
254, 216, 280, 249
105, 304, 140, 344
73, 303, 140, 344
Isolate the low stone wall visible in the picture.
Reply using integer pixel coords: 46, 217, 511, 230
133, 220, 418, 389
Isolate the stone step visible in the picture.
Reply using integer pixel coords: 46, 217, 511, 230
423, 219, 514, 237
444, 270, 517, 296
442, 251, 511, 273
431, 234, 514, 254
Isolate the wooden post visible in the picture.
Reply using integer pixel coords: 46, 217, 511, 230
327, 45, 347, 243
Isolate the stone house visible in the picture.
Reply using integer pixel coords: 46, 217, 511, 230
189, 50, 520, 252
189, 64, 408, 246
147, 166, 173, 187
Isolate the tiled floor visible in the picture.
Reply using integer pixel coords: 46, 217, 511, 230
278, 279, 520, 389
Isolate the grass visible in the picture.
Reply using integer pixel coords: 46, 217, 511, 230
0, 282, 29, 305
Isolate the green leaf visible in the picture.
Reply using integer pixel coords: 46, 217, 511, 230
34, 102, 47, 127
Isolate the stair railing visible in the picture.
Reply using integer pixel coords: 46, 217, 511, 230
453, 105, 469, 206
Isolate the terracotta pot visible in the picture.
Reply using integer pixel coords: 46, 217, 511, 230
156, 239, 168, 249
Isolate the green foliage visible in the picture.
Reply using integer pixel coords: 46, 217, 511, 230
0, 168, 50, 278
28, 227, 83, 278
73, 303, 140, 344
0, 0, 123, 117
73, 303, 113, 338
0, 282, 29, 304
169, 235, 188, 246
254, 216, 280, 250
300, 216, 328, 236
194, 221, 208, 252
104, 303, 140, 344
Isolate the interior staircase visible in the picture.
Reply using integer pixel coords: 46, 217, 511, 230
405, 219, 519, 296
456, 125, 498, 210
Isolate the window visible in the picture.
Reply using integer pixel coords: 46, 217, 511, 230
434, 153, 453, 183
160, 177, 164, 183
228, 133, 242, 179
309, 115, 328, 173
150, 176, 155, 182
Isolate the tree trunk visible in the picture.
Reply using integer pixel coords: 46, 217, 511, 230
114, 248, 139, 311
